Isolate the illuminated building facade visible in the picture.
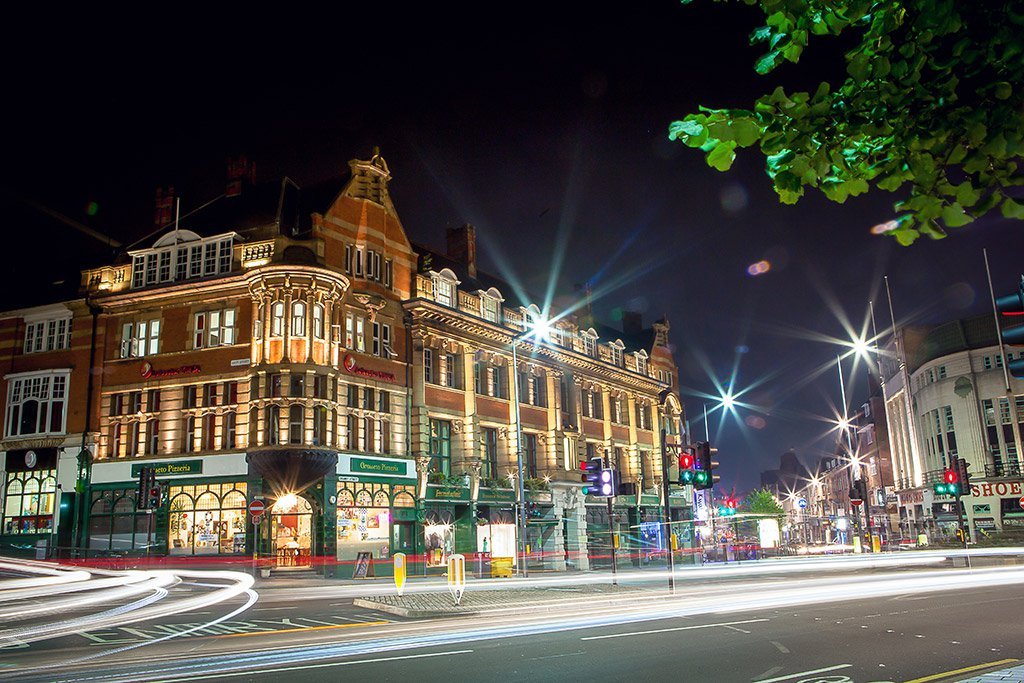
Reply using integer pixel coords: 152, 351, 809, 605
0, 151, 685, 575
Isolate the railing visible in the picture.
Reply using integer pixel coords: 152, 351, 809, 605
985, 462, 1024, 478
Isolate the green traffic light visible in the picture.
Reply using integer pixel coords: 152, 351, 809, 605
681, 470, 695, 484
582, 487, 589, 495
695, 471, 709, 484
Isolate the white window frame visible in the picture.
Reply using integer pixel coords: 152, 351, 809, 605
194, 309, 236, 349
635, 351, 648, 376
5, 369, 70, 439
129, 234, 234, 288
120, 319, 160, 358
24, 315, 72, 354
312, 304, 325, 340
271, 302, 285, 336
291, 301, 307, 337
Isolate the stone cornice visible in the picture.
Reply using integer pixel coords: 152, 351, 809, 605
404, 298, 670, 396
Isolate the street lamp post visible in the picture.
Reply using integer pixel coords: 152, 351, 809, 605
509, 317, 552, 579
510, 338, 529, 578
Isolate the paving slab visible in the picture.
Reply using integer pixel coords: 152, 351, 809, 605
354, 584, 658, 617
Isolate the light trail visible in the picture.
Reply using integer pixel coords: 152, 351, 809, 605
30, 563, 1024, 683
0, 559, 256, 650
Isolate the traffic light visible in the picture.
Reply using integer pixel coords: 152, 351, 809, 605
148, 480, 163, 509
995, 275, 1024, 379
956, 456, 972, 496
581, 457, 614, 496
849, 477, 869, 504
934, 465, 960, 496
678, 446, 696, 485
717, 497, 738, 516
136, 466, 154, 510
693, 442, 719, 490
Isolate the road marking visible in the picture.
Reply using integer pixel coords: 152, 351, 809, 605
168, 649, 475, 680
725, 625, 752, 634
902, 658, 1018, 683
754, 666, 784, 680
770, 641, 790, 654
254, 606, 297, 611
754, 664, 851, 683
528, 651, 586, 661
216, 621, 389, 638
580, 618, 768, 641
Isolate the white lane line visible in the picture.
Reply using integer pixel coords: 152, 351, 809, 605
753, 666, 784, 680
725, 625, 752, 634
164, 649, 475, 680
754, 664, 851, 683
770, 640, 790, 654
254, 606, 297, 611
580, 618, 768, 641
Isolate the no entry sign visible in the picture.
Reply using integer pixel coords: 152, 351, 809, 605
249, 498, 266, 517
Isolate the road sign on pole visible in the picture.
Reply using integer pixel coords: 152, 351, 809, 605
248, 498, 266, 518
394, 552, 407, 596
447, 553, 466, 605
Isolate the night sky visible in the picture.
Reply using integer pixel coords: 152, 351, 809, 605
4, 3, 1024, 492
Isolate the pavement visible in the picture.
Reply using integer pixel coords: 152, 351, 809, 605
962, 663, 1024, 682
353, 583, 649, 617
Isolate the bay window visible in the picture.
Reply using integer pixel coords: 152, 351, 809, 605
5, 371, 69, 438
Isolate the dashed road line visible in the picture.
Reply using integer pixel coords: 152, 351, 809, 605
580, 618, 768, 641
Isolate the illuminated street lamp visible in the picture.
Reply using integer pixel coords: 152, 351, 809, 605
509, 313, 551, 578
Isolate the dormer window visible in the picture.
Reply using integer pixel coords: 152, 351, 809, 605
479, 287, 504, 323
635, 350, 649, 376
430, 269, 460, 308
581, 329, 598, 357
609, 340, 624, 367
130, 231, 235, 289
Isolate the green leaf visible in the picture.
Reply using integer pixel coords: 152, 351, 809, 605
941, 202, 972, 227
706, 141, 738, 171
755, 50, 781, 75
892, 227, 920, 246
731, 118, 762, 146
995, 82, 1012, 100
955, 181, 981, 207
968, 122, 987, 147
767, 149, 795, 172
1001, 197, 1024, 219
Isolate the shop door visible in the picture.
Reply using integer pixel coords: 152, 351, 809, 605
271, 494, 313, 567
392, 521, 415, 554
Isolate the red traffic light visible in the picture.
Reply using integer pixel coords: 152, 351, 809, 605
580, 461, 588, 471
943, 469, 958, 484
679, 453, 694, 469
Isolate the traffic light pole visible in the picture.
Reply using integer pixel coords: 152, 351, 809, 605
606, 496, 618, 586
955, 491, 967, 550
660, 427, 675, 593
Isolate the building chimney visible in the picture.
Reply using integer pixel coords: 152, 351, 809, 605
226, 155, 256, 197
446, 223, 477, 278
154, 186, 174, 229
622, 311, 643, 336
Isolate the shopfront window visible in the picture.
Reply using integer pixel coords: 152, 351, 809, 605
168, 483, 247, 555
336, 483, 415, 566
2, 470, 56, 535
424, 508, 455, 567
88, 489, 151, 550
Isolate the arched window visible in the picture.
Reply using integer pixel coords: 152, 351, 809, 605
248, 406, 258, 447
346, 413, 357, 451
289, 405, 304, 444
202, 413, 216, 450
271, 302, 285, 336
363, 416, 375, 452
183, 416, 196, 453
291, 301, 306, 337
312, 405, 328, 446
222, 412, 237, 449
312, 304, 325, 339
265, 405, 280, 445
